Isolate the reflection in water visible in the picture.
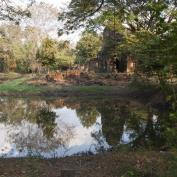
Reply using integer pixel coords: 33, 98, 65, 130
0, 97, 175, 158
99, 104, 131, 146
0, 98, 75, 157
36, 107, 57, 139
0, 98, 106, 157
76, 104, 100, 128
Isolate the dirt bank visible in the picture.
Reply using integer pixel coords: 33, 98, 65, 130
0, 151, 176, 177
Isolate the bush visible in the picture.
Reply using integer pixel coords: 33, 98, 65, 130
16, 59, 32, 73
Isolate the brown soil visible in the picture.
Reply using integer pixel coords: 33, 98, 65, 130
27, 72, 131, 87
0, 151, 176, 177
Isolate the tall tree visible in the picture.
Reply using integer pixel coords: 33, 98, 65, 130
37, 38, 58, 71
55, 40, 76, 69
75, 32, 102, 64
0, 24, 24, 72
59, 0, 177, 34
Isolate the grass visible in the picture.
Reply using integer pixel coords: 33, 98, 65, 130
0, 74, 124, 97
0, 77, 41, 93
164, 152, 177, 176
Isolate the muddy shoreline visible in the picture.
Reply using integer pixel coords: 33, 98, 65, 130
0, 151, 176, 177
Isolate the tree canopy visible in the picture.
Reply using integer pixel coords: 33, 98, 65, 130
59, 0, 176, 33
75, 32, 102, 64
0, 0, 33, 23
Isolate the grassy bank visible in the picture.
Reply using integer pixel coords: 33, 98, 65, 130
0, 74, 130, 97
0, 73, 162, 107
0, 77, 41, 93
0, 151, 177, 177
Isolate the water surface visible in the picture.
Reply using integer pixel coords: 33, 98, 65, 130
0, 97, 169, 158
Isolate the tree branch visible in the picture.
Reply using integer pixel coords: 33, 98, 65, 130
86, 0, 105, 18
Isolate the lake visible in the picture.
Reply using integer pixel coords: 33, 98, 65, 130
0, 96, 170, 158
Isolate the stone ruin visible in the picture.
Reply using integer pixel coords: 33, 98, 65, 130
85, 27, 135, 74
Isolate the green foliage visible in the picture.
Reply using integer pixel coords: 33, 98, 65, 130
0, 2, 65, 74
162, 95, 177, 148
0, 24, 38, 73
16, 59, 32, 73
60, 0, 177, 71
59, 0, 177, 33
55, 41, 76, 69
75, 32, 102, 64
37, 38, 57, 70
0, 23, 76, 73
37, 39, 76, 71
0, 33, 14, 72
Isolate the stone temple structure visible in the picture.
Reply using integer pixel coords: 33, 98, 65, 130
85, 27, 135, 74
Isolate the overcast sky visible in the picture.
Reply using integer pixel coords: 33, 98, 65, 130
16, 0, 71, 9
36, 0, 71, 9
35, 0, 81, 45
13, 0, 80, 44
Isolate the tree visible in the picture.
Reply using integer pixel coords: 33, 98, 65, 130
0, 23, 34, 72
0, 24, 24, 72
37, 38, 58, 71
16, 2, 59, 73
55, 40, 76, 70
124, 5, 177, 81
75, 32, 102, 64
59, 0, 177, 34
22, 2, 61, 73
0, 36, 13, 72
37, 39, 76, 71
61, 0, 177, 75
59, 1, 176, 74
58, 0, 105, 34
0, 0, 32, 23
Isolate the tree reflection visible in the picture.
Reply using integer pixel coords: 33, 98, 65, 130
99, 104, 131, 146
0, 98, 27, 124
36, 106, 57, 139
127, 112, 162, 148
99, 101, 177, 150
10, 121, 73, 155
0, 97, 177, 153
76, 104, 100, 128
0, 98, 58, 139
0, 98, 74, 155
124, 109, 177, 149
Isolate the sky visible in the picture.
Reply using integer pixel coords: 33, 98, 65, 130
36, 0, 81, 45
13, 0, 81, 44
16, 0, 71, 9
38, 0, 71, 9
